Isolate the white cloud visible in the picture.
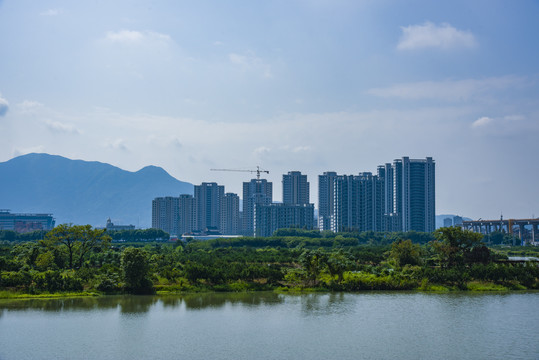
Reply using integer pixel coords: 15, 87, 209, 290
367, 76, 524, 101
0, 95, 8, 116
472, 116, 493, 128
229, 52, 273, 78
105, 30, 171, 44
40, 9, 61, 16
471, 114, 531, 132
43, 120, 81, 134
292, 146, 312, 153
253, 146, 271, 157
397, 22, 476, 50
105, 138, 129, 151
16, 100, 44, 114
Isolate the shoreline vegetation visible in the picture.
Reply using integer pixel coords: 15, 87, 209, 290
1, 226, 538, 299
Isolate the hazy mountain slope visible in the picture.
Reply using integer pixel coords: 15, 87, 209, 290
0, 153, 193, 228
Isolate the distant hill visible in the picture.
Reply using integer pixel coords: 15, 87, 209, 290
0, 153, 193, 228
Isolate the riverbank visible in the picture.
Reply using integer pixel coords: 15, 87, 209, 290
2, 280, 536, 300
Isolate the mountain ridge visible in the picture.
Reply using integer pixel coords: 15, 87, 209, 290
0, 153, 193, 228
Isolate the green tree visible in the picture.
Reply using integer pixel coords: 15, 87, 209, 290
326, 250, 354, 283
299, 249, 326, 286
388, 239, 422, 268
44, 224, 111, 269
121, 247, 154, 294
431, 227, 484, 268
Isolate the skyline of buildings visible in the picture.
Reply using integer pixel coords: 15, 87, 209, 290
151, 156, 436, 237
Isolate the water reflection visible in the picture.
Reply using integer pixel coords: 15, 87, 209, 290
181, 291, 283, 309
0, 292, 285, 313
0, 296, 157, 313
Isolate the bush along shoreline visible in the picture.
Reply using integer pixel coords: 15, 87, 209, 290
1, 226, 538, 298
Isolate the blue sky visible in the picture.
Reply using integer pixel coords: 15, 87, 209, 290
1, 0, 538, 220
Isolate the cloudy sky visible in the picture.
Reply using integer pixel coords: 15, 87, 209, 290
1, 0, 538, 220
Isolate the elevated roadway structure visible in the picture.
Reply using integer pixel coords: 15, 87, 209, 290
461, 218, 539, 245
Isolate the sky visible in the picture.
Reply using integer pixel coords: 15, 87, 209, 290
1, 0, 538, 220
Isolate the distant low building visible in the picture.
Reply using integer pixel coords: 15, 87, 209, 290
105, 218, 135, 231
0, 210, 55, 233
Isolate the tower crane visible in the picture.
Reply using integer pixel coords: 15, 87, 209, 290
210, 166, 269, 180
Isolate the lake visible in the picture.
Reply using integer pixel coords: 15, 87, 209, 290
1, 292, 538, 360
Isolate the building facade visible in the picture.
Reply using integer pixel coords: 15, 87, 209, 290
282, 171, 310, 205
254, 203, 315, 237
105, 218, 135, 231
220, 192, 241, 235
242, 178, 273, 236
194, 182, 225, 232
318, 171, 337, 231
330, 173, 385, 233
151, 197, 179, 235
0, 210, 55, 233
178, 194, 196, 235
400, 157, 435, 232
323, 156, 435, 234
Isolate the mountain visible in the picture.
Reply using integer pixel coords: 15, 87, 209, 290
0, 153, 193, 228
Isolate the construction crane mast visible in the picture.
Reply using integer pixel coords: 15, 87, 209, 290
210, 166, 269, 180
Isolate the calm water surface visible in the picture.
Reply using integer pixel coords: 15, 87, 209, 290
1, 292, 538, 360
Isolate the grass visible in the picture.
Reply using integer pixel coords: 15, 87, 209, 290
466, 281, 509, 291
0, 290, 101, 299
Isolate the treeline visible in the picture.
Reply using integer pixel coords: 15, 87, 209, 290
0, 230, 48, 241
272, 228, 435, 244
1, 225, 538, 296
105, 228, 169, 242
0, 228, 170, 243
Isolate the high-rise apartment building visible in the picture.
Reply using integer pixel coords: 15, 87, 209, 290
152, 197, 179, 235
400, 157, 435, 232
330, 173, 385, 233
251, 171, 315, 237
194, 182, 225, 232
242, 178, 272, 236
178, 194, 196, 235
332, 175, 360, 232
318, 171, 337, 231
220, 192, 240, 235
282, 171, 310, 205
254, 203, 314, 237
357, 172, 385, 232
323, 156, 434, 234
382, 157, 435, 232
